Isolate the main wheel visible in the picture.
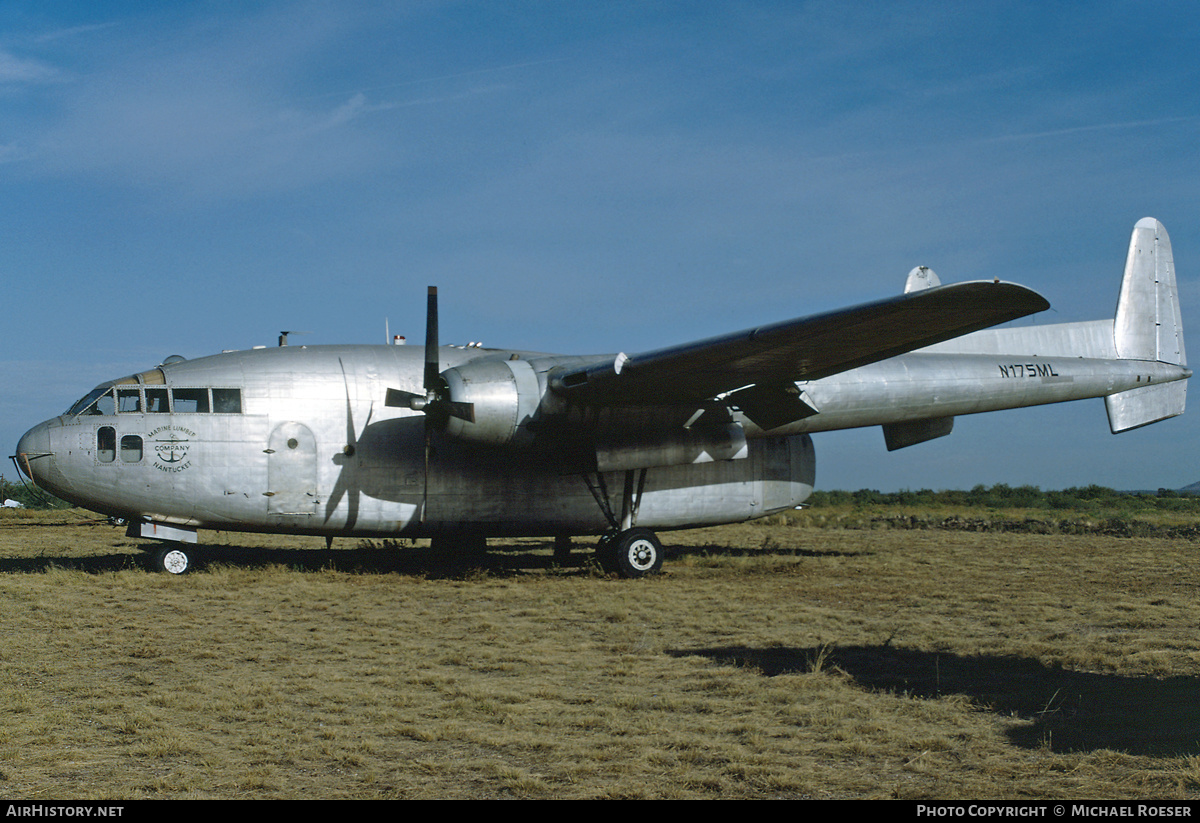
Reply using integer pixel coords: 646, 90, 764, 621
154, 546, 191, 575
603, 528, 664, 578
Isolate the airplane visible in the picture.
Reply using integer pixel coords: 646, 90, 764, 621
12, 218, 1189, 577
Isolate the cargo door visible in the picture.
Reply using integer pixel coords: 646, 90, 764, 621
267, 421, 318, 516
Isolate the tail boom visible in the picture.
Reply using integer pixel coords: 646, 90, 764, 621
756, 218, 1191, 443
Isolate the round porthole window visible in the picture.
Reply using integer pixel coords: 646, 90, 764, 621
287, 438, 299, 449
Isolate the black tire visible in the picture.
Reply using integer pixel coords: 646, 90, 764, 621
606, 528, 664, 578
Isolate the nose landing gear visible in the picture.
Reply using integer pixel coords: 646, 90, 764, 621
153, 546, 192, 575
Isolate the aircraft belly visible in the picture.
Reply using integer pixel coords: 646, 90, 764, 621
424, 433, 814, 534
631, 434, 814, 528
423, 437, 601, 533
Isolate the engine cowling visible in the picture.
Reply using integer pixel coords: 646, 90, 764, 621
440, 357, 543, 447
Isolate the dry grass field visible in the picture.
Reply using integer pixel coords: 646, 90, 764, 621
2, 506, 1199, 799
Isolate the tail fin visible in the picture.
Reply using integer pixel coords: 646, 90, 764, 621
1114, 218, 1186, 366
1106, 218, 1188, 432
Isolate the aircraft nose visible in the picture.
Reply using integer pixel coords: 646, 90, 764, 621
14, 421, 52, 483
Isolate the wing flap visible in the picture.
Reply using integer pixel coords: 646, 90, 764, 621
552, 281, 1048, 406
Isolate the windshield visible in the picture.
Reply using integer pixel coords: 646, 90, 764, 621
65, 386, 114, 416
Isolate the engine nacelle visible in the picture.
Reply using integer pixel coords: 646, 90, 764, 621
441, 357, 543, 447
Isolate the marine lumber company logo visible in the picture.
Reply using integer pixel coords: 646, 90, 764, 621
149, 425, 196, 473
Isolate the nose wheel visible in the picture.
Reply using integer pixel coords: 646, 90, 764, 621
153, 546, 192, 575
597, 528, 663, 578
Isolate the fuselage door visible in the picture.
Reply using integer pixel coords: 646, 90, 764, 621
267, 421, 318, 516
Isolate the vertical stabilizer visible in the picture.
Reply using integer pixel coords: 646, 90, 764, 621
1114, 217, 1186, 366
1106, 218, 1188, 432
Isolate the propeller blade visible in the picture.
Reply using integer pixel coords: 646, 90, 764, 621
385, 388, 424, 409
446, 401, 475, 423
385, 286, 474, 426
423, 288, 435, 519
424, 286, 440, 392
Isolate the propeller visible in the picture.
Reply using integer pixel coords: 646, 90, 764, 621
384, 287, 474, 524
385, 287, 475, 425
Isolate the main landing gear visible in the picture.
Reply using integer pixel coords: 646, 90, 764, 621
596, 528, 664, 578
584, 466, 665, 578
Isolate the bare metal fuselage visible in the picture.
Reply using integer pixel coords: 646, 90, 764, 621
17, 343, 817, 538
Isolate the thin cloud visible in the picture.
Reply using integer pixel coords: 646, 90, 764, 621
0, 49, 62, 84
301, 57, 568, 102
983, 115, 1199, 144
32, 21, 120, 44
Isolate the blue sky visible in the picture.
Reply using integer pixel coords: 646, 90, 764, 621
3, 1, 1199, 492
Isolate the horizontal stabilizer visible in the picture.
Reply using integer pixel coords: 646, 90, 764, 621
1105, 381, 1187, 433
882, 417, 954, 451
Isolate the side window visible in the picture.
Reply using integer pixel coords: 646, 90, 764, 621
212, 386, 240, 412
145, 388, 169, 413
171, 388, 210, 413
117, 388, 142, 413
120, 435, 143, 463
97, 426, 116, 463
212, 388, 242, 413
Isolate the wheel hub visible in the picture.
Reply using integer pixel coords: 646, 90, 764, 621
160, 549, 189, 575
627, 539, 656, 570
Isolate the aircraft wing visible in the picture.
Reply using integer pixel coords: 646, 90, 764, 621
551, 281, 1049, 410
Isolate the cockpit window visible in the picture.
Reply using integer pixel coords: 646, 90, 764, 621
117, 388, 141, 413
170, 388, 242, 413
146, 388, 169, 413
171, 388, 210, 413
67, 387, 110, 416
73, 388, 116, 416
68, 385, 242, 415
